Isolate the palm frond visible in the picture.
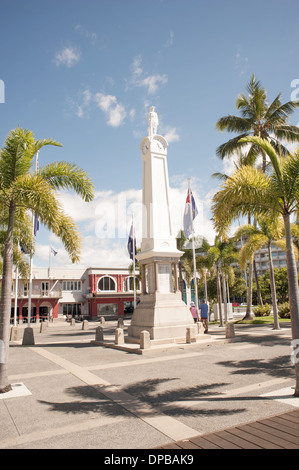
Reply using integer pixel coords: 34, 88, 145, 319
266, 100, 299, 125
216, 115, 252, 133
239, 136, 283, 181
234, 224, 260, 241
39, 161, 94, 202
239, 233, 268, 269
216, 132, 251, 159
212, 166, 274, 236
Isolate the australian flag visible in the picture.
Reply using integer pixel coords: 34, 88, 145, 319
20, 243, 29, 254
183, 189, 198, 239
51, 247, 58, 256
34, 212, 39, 236
127, 222, 137, 263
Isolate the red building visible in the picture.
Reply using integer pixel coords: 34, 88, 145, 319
10, 267, 140, 323
85, 268, 141, 318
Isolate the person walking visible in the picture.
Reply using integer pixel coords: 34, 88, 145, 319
190, 302, 198, 323
199, 299, 209, 333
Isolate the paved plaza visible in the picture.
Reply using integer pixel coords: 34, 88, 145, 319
0, 319, 298, 450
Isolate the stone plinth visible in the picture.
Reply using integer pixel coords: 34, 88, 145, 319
10, 326, 18, 341
40, 321, 48, 333
115, 328, 124, 345
140, 330, 151, 349
22, 327, 35, 346
128, 292, 195, 342
95, 326, 104, 341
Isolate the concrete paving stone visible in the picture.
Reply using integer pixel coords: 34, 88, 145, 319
5, 416, 170, 450
1, 321, 297, 450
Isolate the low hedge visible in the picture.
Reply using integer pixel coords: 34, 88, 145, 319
252, 304, 271, 317
278, 302, 290, 319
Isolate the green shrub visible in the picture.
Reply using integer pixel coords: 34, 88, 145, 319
252, 304, 271, 317
278, 302, 290, 319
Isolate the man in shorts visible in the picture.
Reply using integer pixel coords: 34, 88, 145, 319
199, 299, 209, 333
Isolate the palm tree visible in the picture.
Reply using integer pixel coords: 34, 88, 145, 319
212, 137, 299, 395
197, 236, 237, 326
212, 152, 263, 307
234, 215, 297, 329
0, 127, 94, 393
216, 74, 299, 170
0, 203, 33, 280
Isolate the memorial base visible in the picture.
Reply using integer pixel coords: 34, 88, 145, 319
127, 292, 196, 341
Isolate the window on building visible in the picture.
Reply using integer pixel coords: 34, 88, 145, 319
63, 303, 81, 317
41, 282, 49, 296
62, 281, 81, 291
123, 276, 140, 292
98, 276, 116, 292
23, 282, 29, 296
97, 303, 118, 316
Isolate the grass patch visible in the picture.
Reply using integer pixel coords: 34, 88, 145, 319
209, 316, 291, 326
233, 315, 290, 325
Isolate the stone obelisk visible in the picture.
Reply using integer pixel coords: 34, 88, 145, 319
127, 107, 195, 343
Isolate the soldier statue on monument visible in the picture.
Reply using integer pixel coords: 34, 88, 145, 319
147, 106, 159, 137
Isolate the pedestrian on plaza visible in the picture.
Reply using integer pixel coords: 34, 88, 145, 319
199, 298, 209, 333
190, 301, 198, 323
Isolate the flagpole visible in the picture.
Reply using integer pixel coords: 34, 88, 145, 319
14, 265, 18, 327
132, 214, 136, 309
48, 246, 51, 278
188, 178, 199, 313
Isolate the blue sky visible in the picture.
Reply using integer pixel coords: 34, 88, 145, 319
1, 0, 299, 268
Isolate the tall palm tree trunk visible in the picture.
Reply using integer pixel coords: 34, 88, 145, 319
253, 260, 263, 305
0, 202, 15, 393
216, 265, 224, 327
222, 272, 228, 322
243, 262, 253, 320
252, 217, 263, 306
283, 213, 299, 396
267, 244, 280, 330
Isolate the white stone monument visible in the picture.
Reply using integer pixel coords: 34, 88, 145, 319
127, 107, 196, 343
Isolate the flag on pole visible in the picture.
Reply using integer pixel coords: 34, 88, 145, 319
20, 243, 29, 254
33, 212, 39, 236
127, 222, 137, 263
183, 189, 198, 238
51, 247, 58, 256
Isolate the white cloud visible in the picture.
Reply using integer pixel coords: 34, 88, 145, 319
235, 48, 249, 76
129, 55, 168, 95
94, 93, 127, 127
141, 74, 168, 95
129, 108, 136, 120
70, 89, 128, 127
75, 88, 92, 118
132, 55, 143, 79
54, 46, 81, 67
75, 24, 98, 44
165, 31, 174, 47
34, 179, 216, 269
163, 126, 180, 144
